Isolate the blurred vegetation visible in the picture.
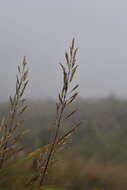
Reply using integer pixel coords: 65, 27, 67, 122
1, 96, 127, 189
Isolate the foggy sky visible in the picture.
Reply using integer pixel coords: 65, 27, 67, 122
0, 0, 127, 100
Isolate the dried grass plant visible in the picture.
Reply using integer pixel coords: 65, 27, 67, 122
0, 39, 80, 190
0, 57, 28, 169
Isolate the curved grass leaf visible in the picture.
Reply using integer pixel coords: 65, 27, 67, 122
0, 143, 52, 177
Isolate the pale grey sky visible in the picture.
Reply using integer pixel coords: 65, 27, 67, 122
0, 0, 127, 100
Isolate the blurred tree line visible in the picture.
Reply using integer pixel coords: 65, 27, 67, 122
1, 96, 127, 189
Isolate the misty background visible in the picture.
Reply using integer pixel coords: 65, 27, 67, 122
0, 0, 127, 100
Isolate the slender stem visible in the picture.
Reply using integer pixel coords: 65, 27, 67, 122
39, 104, 65, 187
